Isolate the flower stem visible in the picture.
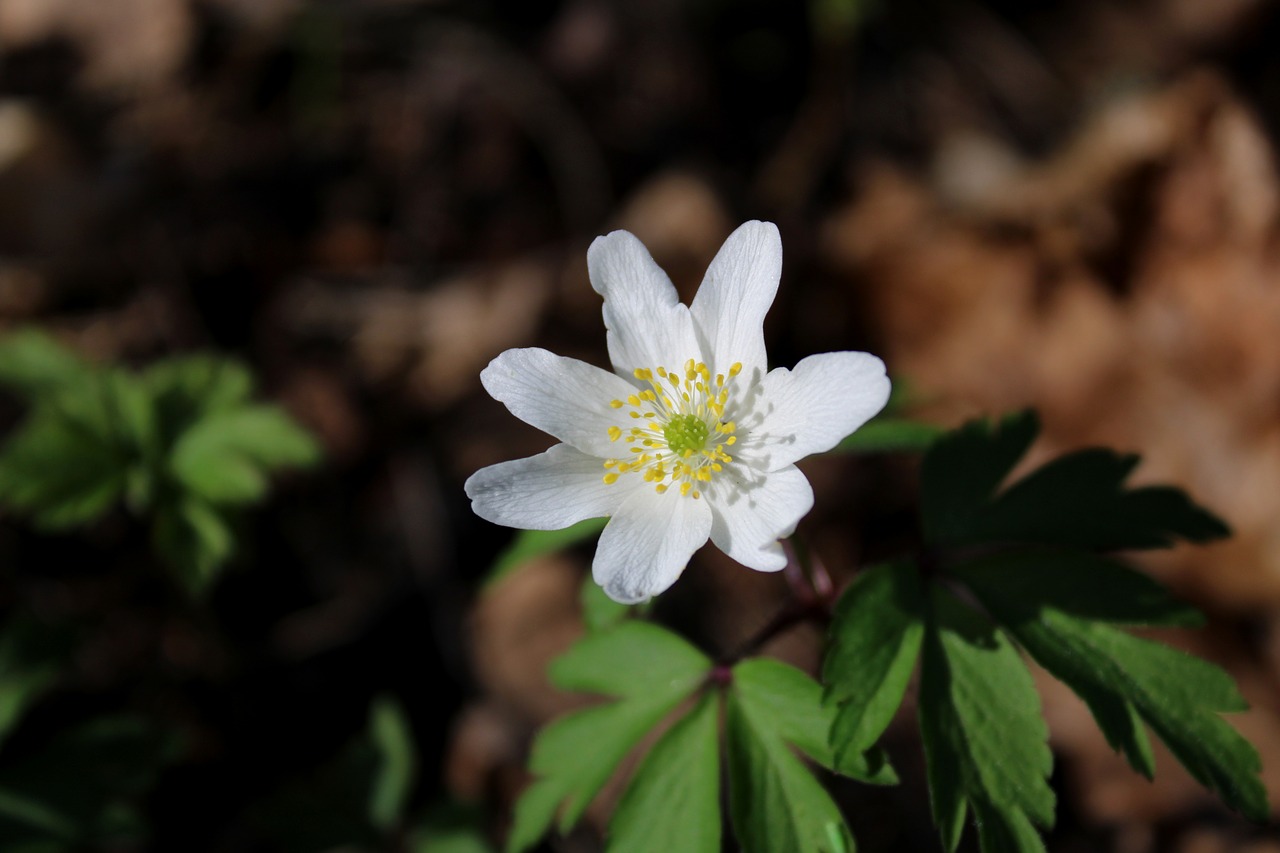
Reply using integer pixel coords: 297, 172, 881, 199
719, 534, 835, 664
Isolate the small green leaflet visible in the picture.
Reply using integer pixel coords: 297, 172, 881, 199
959, 559, 1268, 820
0, 330, 94, 398
484, 518, 607, 589
368, 696, 417, 832
252, 695, 416, 852
917, 588, 1055, 853
607, 691, 721, 853
152, 497, 236, 596
169, 405, 320, 505
835, 418, 944, 454
725, 658, 858, 853
0, 405, 130, 530
823, 560, 923, 772
507, 622, 710, 853
920, 410, 1229, 548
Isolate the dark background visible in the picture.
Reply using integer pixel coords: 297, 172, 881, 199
1, 0, 1279, 850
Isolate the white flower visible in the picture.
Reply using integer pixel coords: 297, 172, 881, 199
465, 221, 890, 603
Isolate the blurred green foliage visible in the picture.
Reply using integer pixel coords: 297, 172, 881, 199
0, 330, 320, 594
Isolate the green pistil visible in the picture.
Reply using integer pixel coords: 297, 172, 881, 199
664, 414, 709, 456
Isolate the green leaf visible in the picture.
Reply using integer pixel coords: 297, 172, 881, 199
152, 498, 235, 594
169, 405, 319, 505
144, 355, 254, 423
920, 411, 1228, 549
368, 696, 417, 831
966, 449, 1229, 549
580, 574, 632, 632
921, 411, 1038, 545
507, 622, 710, 853
726, 665, 855, 853
835, 418, 945, 454
0, 409, 128, 530
737, 657, 895, 785
917, 588, 1053, 853
0, 330, 94, 398
823, 561, 924, 771
607, 692, 721, 853
485, 519, 608, 589
952, 551, 1202, 628
963, 571, 1267, 819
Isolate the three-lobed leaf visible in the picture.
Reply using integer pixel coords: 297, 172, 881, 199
962, 566, 1267, 820
920, 410, 1230, 550
507, 622, 710, 853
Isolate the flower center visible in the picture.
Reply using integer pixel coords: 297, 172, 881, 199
663, 414, 708, 455
602, 359, 741, 499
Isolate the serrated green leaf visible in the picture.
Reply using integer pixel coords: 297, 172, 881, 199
921, 411, 1038, 545
608, 691, 720, 853
823, 561, 924, 770
964, 571, 1267, 820
918, 588, 1053, 853
965, 449, 1229, 549
736, 657, 895, 785
972, 798, 1045, 853
580, 574, 632, 632
507, 622, 710, 853
952, 551, 1202, 628
169, 406, 318, 505
726, 671, 854, 853
835, 418, 945, 454
0, 409, 128, 530
152, 498, 235, 594
0, 330, 94, 398
485, 519, 608, 589
921, 412, 1228, 550
368, 696, 417, 831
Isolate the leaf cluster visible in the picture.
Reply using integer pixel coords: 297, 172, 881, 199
506, 619, 895, 853
0, 331, 319, 593
504, 410, 1268, 853
823, 411, 1265, 853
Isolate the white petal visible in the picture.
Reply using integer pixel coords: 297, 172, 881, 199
587, 230, 704, 379
738, 351, 891, 472
592, 488, 712, 603
708, 464, 813, 572
690, 221, 781, 384
465, 443, 635, 529
480, 348, 636, 457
